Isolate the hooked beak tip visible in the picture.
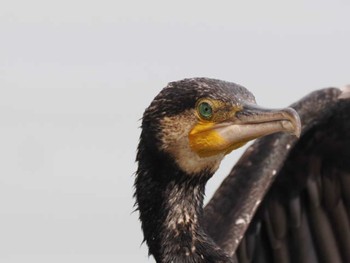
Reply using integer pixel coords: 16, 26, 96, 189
282, 107, 301, 138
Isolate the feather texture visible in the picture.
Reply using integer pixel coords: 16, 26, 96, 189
205, 88, 350, 262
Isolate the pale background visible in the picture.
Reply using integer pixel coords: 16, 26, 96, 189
0, 0, 349, 262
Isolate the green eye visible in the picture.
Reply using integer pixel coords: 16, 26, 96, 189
198, 102, 213, 119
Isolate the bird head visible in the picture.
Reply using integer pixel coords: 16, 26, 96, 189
141, 78, 301, 175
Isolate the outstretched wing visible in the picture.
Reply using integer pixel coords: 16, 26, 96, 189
204, 87, 350, 263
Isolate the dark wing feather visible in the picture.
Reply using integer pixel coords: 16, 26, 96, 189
204, 87, 350, 262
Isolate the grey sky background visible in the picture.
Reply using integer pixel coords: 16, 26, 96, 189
1, 1, 349, 262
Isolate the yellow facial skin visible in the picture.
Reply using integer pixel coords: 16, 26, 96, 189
160, 97, 300, 174
189, 99, 243, 157
188, 98, 301, 158
189, 121, 247, 157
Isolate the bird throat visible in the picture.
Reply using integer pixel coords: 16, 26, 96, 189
135, 147, 232, 262
161, 180, 206, 260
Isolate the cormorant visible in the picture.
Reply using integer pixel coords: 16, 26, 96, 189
134, 78, 350, 263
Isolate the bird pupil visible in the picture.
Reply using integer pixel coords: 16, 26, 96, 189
199, 102, 212, 119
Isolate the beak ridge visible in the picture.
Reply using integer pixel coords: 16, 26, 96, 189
235, 103, 301, 137
214, 103, 301, 153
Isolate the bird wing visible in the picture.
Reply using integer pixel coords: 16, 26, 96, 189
203, 87, 350, 263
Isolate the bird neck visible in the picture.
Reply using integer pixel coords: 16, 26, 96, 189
135, 145, 233, 262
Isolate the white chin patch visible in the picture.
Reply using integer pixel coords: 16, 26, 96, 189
160, 111, 225, 175
173, 138, 225, 175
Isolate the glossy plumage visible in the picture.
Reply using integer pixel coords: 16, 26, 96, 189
205, 88, 350, 262
135, 79, 350, 263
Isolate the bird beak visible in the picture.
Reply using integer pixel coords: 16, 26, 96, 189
189, 102, 301, 157
214, 103, 301, 154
